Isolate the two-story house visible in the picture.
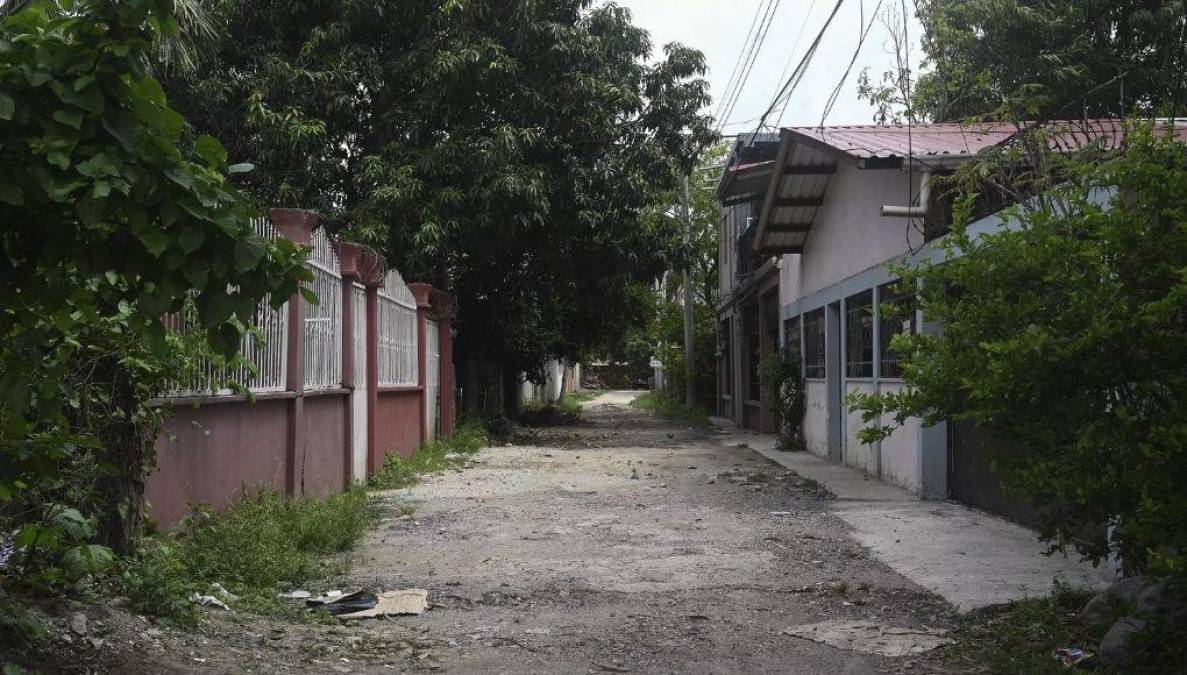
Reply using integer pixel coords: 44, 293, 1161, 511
715, 133, 782, 433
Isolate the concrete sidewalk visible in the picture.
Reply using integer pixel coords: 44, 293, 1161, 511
711, 419, 1114, 612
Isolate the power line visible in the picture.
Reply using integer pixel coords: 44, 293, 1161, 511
750, 0, 847, 141
717, 0, 783, 135
818, 0, 885, 128
712, 0, 769, 125
774, 0, 821, 127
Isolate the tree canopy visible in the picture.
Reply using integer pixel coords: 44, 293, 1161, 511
164, 0, 716, 379
914, 0, 1187, 121
0, 0, 308, 552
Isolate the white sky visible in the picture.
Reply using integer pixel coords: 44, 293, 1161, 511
609, 0, 923, 134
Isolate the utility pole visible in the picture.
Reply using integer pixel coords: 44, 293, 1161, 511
679, 174, 696, 409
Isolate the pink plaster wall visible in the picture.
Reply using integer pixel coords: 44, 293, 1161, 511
148, 397, 291, 528
299, 393, 348, 498
374, 389, 422, 465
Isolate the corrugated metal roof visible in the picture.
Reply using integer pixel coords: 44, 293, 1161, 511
784, 119, 1187, 161
786, 122, 1014, 160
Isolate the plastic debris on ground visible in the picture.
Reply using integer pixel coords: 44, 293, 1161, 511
190, 592, 232, 611
208, 582, 239, 604
1053, 647, 1093, 668
782, 620, 953, 657
305, 590, 378, 615
335, 590, 431, 620
278, 590, 312, 599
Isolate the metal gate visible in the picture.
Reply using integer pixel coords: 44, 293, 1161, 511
948, 419, 1036, 526
351, 284, 368, 483
425, 319, 440, 440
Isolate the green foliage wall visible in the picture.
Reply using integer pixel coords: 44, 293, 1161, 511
0, 0, 308, 557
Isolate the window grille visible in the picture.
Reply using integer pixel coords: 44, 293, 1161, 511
784, 315, 802, 362
845, 290, 874, 378
879, 281, 917, 379
720, 319, 731, 396
803, 309, 826, 379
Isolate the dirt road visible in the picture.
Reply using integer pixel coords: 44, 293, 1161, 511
89, 394, 954, 674
338, 395, 953, 673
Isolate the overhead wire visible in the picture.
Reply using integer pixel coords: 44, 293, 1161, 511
748, 0, 847, 143
717, 0, 784, 135
818, 0, 885, 129
712, 0, 770, 125
772, 0, 821, 127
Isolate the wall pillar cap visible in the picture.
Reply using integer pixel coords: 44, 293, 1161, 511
408, 282, 434, 310
269, 208, 319, 244
333, 241, 386, 286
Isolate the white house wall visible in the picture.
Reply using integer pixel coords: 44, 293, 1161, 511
780, 164, 930, 494
843, 381, 878, 474
804, 381, 829, 457
878, 382, 921, 492
797, 164, 924, 299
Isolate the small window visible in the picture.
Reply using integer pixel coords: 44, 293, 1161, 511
879, 282, 917, 379
803, 309, 826, 379
783, 315, 802, 362
845, 291, 874, 378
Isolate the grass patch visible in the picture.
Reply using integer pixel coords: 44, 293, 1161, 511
368, 421, 488, 490
943, 582, 1102, 674
630, 391, 712, 427
120, 488, 374, 623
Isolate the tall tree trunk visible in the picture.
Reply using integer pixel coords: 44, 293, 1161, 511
557, 360, 570, 402
92, 358, 151, 555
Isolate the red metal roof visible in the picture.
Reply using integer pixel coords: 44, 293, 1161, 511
784, 119, 1187, 161
785, 122, 1015, 159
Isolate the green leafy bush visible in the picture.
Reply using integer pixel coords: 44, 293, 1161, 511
759, 351, 806, 450
851, 126, 1187, 581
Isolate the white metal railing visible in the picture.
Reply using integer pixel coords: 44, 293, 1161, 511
303, 227, 343, 390
377, 268, 418, 386
163, 218, 288, 397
